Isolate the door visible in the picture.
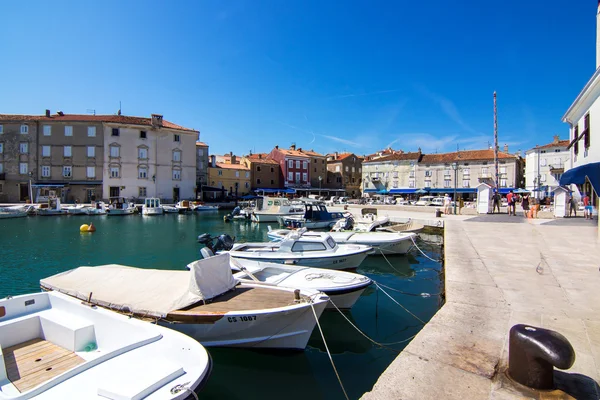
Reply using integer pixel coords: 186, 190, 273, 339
19, 184, 29, 202
109, 186, 120, 198
173, 187, 180, 202
86, 189, 96, 202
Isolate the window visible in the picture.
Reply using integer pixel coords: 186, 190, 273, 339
271, 167, 274, 173
463, 168, 470, 175
302, 173, 307, 181
0, 143, 2, 153
235, 171, 240, 178
174, 134, 180, 142
295, 172, 300, 182
256, 166, 261, 172
245, 182, 249, 188
392, 171, 398, 178
41, 166, 50, 177
19, 163, 28, 174
288, 160, 293, 169
351, 167, 355, 173
541, 174, 547, 182
540, 158, 547, 166
63, 166, 72, 178
86, 166, 95, 178
138, 147, 148, 159
138, 167, 147, 179
87, 126, 96, 137
140, 130, 147, 139
112, 128, 119, 136
139, 187, 147, 197
584, 113, 591, 149
43, 125, 51, 136
462, 180, 470, 188
500, 166, 507, 174
87, 146, 95, 157
218, 170, 223, 176
574, 125, 579, 155
110, 167, 119, 178
110, 146, 120, 157
19, 142, 28, 154
296, 160, 300, 168
288, 172, 293, 181
245, 172, 250, 178
42, 145, 51, 157
444, 180, 451, 188
303, 161, 307, 169
444, 169, 451, 176
271, 179, 274, 184
197, 148, 203, 156
500, 178, 507, 187
63, 146, 72, 157
425, 170, 432, 177
392, 180, 398, 188
335, 166, 340, 172
20, 125, 28, 134
257, 178, 261, 185
172, 169, 181, 180
424, 179, 431, 187
173, 151, 181, 162
0, 125, 3, 134
291, 242, 326, 252
64, 126, 73, 136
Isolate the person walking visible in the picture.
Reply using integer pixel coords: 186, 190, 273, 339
506, 190, 515, 216
459, 197, 464, 215
443, 194, 451, 215
492, 191, 501, 214
569, 194, 577, 217
583, 193, 592, 219
521, 194, 530, 217
531, 196, 538, 218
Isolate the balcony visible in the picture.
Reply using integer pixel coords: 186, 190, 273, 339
0, 173, 4, 180
478, 172, 492, 179
549, 163, 564, 174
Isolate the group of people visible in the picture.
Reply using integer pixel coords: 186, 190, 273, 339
491, 190, 539, 218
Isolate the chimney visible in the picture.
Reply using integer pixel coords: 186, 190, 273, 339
231, 154, 237, 164
151, 114, 163, 128
45, 109, 50, 117
210, 155, 216, 168
290, 143, 296, 151
275, 145, 279, 149
335, 151, 339, 160
553, 134, 560, 144
597, 0, 600, 69
258, 154, 262, 159
503, 144, 509, 152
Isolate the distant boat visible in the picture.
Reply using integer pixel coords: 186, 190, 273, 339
0, 291, 212, 398
0, 205, 29, 219
36, 197, 67, 216
162, 205, 179, 214
106, 197, 136, 216
278, 203, 348, 229
84, 201, 107, 215
142, 198, 164, 215
64, 204, 89, 215
192, 202, 219, 212
175, 200, 193, 213
250, 196, 305, 222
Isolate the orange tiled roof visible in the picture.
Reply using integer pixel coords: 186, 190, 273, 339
363, 152, 422, 163
275, 148, 311, 158
196, 141, 208, 146
213, 163, 250, 170
421, 149, 517, 164
327, 152, 359, 162
246, 154, 279, 164
299, 149, 324, 157
0, 113, 198, 132
535, 140, 570, 150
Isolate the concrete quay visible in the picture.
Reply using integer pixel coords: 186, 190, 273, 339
360, 210, 600, 400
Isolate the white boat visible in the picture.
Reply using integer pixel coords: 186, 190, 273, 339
192, 203, 219, 212
143, 198, 164, 215
197, 247, 371, 309
106, 198, 136, 215
415, 195, 435, 206
251, 196, 305, 223
64, 204, 89, 215
175, 200, 193, 213
278, 203, 348, 229
36, 197, 67, 216
0, 291, 211, 399
203, 231, 371, 270
0, 206, 29, 219
41, 253, 329, 350
84, 201, 107, 215
162, 205, 179, 214
347, 208, 390, 232
268, 227, 416, 256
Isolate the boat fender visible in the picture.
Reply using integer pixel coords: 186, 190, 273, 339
293, 289, 300, 301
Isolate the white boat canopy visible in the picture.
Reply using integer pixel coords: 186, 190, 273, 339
41, 253, 238, 318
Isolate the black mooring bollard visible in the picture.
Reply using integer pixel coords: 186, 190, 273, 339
508, 324, 576, 390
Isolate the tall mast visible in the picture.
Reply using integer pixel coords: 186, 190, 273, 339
494, 91, 499, 190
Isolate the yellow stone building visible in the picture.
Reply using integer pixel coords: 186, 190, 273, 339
207, 155, 251, 198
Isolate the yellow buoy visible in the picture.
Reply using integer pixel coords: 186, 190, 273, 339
80, 224, 90, 232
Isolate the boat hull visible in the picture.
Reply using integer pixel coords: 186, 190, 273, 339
0, 211, 27, 219
252, 211, 304, 223
325, 287, 368, 309
142, 208, 164, 215
36, 210, 67, 216
164, 298, 328, 349
107, 209, 135, 215
367, 237, 414, 255
229, 251, 369, 270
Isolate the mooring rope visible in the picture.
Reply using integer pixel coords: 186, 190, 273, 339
170, 382, 199, 400
374, 280, 441, 297
328, 298, 416, 350
375, 282, 427, 325
309, 302, 349, 400
409, 236, 442, 263
377, 248, 414, 278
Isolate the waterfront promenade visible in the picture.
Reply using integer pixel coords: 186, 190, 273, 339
356, 207, 600, 399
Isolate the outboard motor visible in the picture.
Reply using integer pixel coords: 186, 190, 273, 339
232, 206, 241, 216
214, 234, 235, 252
197, 233, 212, 245
342, 216, 354, 231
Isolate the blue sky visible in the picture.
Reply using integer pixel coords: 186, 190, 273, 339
0, 1, 596, 156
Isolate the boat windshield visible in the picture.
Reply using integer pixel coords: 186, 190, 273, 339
291, 242, 327, 252
326, 237, 337, 249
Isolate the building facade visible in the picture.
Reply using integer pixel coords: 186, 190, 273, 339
268, 144, 310, 188
103, 114, 198, 202
0, 116, 39, 202
196, 141, 209, 196
301, 149, 327, 188
241, 153, 280, 190
525, 136, 570, 198
362, 152, 422, 195
326, 152, 363, 197
207, 155, 251, 198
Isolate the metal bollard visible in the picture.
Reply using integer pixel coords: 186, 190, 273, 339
508, 324, 576, 390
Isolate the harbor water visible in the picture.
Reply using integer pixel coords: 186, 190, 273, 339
0, 211, 443, 399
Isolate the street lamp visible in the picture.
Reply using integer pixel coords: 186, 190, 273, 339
318, 175, 322, 199
452, 162, 458, 215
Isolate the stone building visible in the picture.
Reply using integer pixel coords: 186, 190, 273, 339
241, 153, 280, 190
326, 152, 363, 197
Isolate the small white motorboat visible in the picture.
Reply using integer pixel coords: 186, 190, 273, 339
199, 230, 371, 270
278, 203, 349, 229
84, 201, 107, 215
0, 206, 29, 219
192, 203, 219, 212
268, 227, 417, 256
143, 198, 164, 216
162, 205, 179, 214
106, 197, 136, 216
36, 197, 67, 216
64, 204, 89, 215
343, 208, 390, 232
41, 253, 329, 350
250, 196, 305, 223
0, 291, 211, 399
175, 200, 193, 213
196, 244, 371, 309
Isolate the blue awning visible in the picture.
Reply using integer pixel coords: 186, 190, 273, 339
256, 188, 296, 194
560, 162, 600, 193
389, 188, 417, 194
428, 188, 477, 194
498, 188, 516, 194
363, 189, 378, 193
